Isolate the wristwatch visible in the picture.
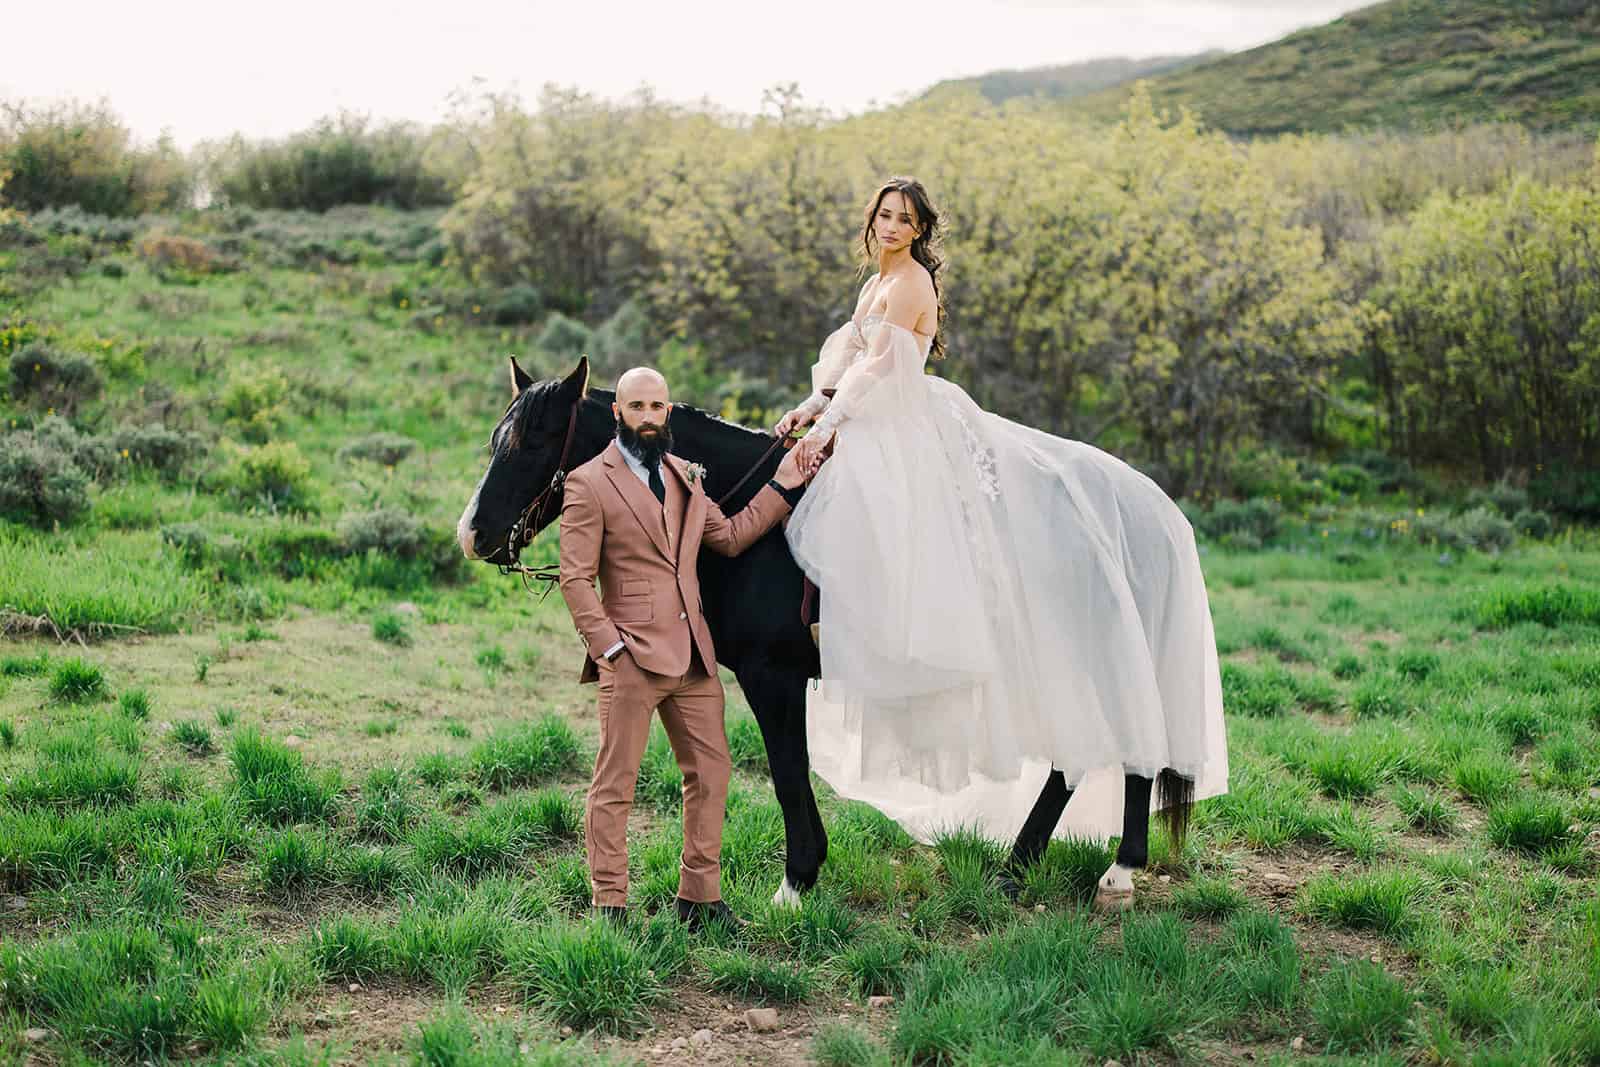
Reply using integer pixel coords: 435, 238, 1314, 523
601, 639, 625, 662
768, 478, 805, 508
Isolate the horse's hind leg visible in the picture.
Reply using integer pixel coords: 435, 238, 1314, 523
1094, 772, 1153, 913
999, 769, 1071, 901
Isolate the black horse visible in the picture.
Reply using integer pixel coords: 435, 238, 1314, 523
456, 356, 1192, 909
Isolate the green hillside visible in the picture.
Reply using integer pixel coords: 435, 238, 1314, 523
1073, 0, 1600, 134
919, 52, 1218, 105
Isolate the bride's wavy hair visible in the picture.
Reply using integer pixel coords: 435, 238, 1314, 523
857, 176, 947, 361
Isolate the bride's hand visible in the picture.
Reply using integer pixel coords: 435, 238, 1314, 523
794, 428, 830, 470
774, 406, 814, 441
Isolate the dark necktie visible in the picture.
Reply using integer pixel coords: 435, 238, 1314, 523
648, 463, 666, 505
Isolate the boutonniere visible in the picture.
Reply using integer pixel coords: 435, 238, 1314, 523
685, 462, 707, 485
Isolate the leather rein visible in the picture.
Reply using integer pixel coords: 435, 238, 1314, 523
498, 396, 792, 598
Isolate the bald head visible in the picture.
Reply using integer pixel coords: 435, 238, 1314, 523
613, 366, 671, 443
616, 366, 669, 405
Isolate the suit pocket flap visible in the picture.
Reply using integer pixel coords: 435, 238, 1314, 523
621, 578, 651, 597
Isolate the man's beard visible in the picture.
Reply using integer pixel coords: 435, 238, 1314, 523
617, 415, 673, 466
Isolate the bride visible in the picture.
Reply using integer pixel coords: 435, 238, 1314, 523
776, 177, 1227, 887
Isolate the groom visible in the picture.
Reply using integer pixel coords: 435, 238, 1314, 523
558, 366, 812, 928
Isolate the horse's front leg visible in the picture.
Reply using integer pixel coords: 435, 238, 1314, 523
737, 663, 826, 909
1093, 772, 1152, 913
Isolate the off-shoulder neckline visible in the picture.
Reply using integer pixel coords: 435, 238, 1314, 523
861, 312, 933, 343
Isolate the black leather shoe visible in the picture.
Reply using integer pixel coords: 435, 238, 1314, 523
675, 897, 741, 932
594, 905, 627, 926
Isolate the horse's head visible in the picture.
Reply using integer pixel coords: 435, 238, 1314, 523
456, 355, 591, 565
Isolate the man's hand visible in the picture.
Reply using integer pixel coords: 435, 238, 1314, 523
775, 441, 824, 488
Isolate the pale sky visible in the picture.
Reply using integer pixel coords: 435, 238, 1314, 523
5, 0, 1371, 148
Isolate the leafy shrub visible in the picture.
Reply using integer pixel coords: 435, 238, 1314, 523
488, 283, 544, 325
6, 343, 101, 412
371, 612, 411, 646
1529, 462, 1600, 523
1512, 508, 1553, 540
1324, 463, 1376, 497
0, 430, 92, 526
1194, 497, 1282, 545
591, 300, 650, 366
1464, 481, 1528, 519
210, 114, 453, 211
137, 232, 231, 275
0, 99, 193, 215
535, 313, 593, 359
107, 425, 202, 479
26, 415, 118, 477
339, 507, 463, 580
220, 363, 290, 441
336, 432, 416, 466
216, 441, 314, 512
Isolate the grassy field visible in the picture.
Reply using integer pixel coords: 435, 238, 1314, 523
2, 208, 1599, 1065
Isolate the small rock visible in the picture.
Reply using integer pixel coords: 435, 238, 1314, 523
671, 1037, 688, 1051
493, 1006, 505, 1013
1588, 787, 1600, 801
745, 1007, 781, 1033
5, 895, 26, 911
560, 1026, 573, 1037
867, 995, 895, 1010
691, 1028, 715, 1046
347, 982, 362, 993
284, 735, 303, 748
1291, 1035, 1306, 1051
1033, 903, 1045, 913
1158, 874, 1171, 883
23, 1028, 51, 1043
1104, 1060, 1125, 1067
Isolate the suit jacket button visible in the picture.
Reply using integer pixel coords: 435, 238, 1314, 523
679, 612, 687, 620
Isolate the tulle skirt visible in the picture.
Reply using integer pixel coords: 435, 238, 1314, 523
785, 374, 1227, 845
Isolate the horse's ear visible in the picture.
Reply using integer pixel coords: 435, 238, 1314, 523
560, 355, 590, 398
509, 356, 534, 398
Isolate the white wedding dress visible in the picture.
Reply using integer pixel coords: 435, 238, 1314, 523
784, 295, 1228, 847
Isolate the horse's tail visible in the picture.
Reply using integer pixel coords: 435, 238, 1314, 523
1155, 768, 1195, 858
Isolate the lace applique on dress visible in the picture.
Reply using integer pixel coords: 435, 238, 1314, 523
945, 396, 1001, 502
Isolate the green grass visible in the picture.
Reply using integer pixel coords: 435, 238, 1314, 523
700, 948, 816, 1002
48, 657, 106, 703
502, 919, 666, 1035
169, 719, 214, 755
1301, 868, 1426, 941
228, 729, 341, 825
1313, 960, 1414, 1052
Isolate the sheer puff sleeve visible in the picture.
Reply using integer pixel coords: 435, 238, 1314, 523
810, 319, 922, 439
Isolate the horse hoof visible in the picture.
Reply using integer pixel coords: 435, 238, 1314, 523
1093, 887, 1135, 914
772, 877, 802, 910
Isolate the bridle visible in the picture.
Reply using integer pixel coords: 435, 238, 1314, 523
497, 393, 583, 595
493, 392, 796, 598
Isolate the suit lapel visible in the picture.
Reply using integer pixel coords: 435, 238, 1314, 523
602, 443, 672, 561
